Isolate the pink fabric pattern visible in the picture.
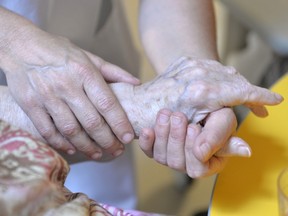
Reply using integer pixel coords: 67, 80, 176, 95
0, 120, 164, 216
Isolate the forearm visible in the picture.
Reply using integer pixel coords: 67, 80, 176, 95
139, 0, 219, 74
0, 7, 38, 71
0, 6, 65, 77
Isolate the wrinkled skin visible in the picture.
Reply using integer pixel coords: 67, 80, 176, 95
112, 57, 281, 134
0, 57, 283, 176
129, 57, 280, 131
117, 57, 282, 178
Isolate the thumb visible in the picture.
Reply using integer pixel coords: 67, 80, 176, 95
214, 136, 252, 157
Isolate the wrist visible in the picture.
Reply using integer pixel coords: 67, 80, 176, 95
109, 82, 160, 137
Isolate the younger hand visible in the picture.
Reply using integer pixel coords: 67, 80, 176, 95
139, 108, 251, 178
2, 26, 139, 159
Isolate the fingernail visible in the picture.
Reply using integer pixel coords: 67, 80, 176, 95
237, 145, 252, 157
122, 133, 134, 143
171, 115, 182, 126
67, 149, 75, 155
113, 149, 123, 157
275, 93, 284, 101
158, 113, 169, 124
91, 152, 102, 160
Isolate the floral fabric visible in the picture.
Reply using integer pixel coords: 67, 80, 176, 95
0, 120, 163, 216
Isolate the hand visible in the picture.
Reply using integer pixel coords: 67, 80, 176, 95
2, 26, 140, 159
0, 53, 281, 164
132, 56, 283, 132
139, 108, 251, 178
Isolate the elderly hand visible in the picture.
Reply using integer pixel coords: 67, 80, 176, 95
135, 56, 283, 124
123, 57, 282, 136
133, 56, 282, 177
0, 20, 139, 160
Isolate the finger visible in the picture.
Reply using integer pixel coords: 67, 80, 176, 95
193, 108, 237, 162
246, 105, 268, 117
215, 136, 252, 157
44, 98, 104, 159
184, 124, 202, 177
139, 128, 155, 158
185, 124, 228, 178
26, 106, 75, 153
83, 67, 135, 145
101, 63, 141, 85
222, 84, 283, 108
218, 65, 283, 107
81, 56, 136, 144
84, 51, 140, 85
64, 92, 124, 158
153, 109, 172, 165
167, 112, 188, 171
245, 85, 283, 106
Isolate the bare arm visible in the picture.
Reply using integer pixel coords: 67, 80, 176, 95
139, 0, 218, 73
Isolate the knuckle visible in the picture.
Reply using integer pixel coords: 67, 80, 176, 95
52, 78, 72, 92
192, 67, 208, 76
68, 61, 95, 83
71, 61, 94, 80
76, 143, 94, 153
60, 123, 81, 137
91, 117, 106, 132
50, 138, 69, 150
190, 81, 211, 101
99, 140, 118, 151
37, 82, 53, 97
96, 96, 117, 113
83, 115, 102, 132
38, 126, 54, 140
109, 118, 129, 132
91, 133, 119, 151
191, 143, 209, 162
21, 93, 38, 107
